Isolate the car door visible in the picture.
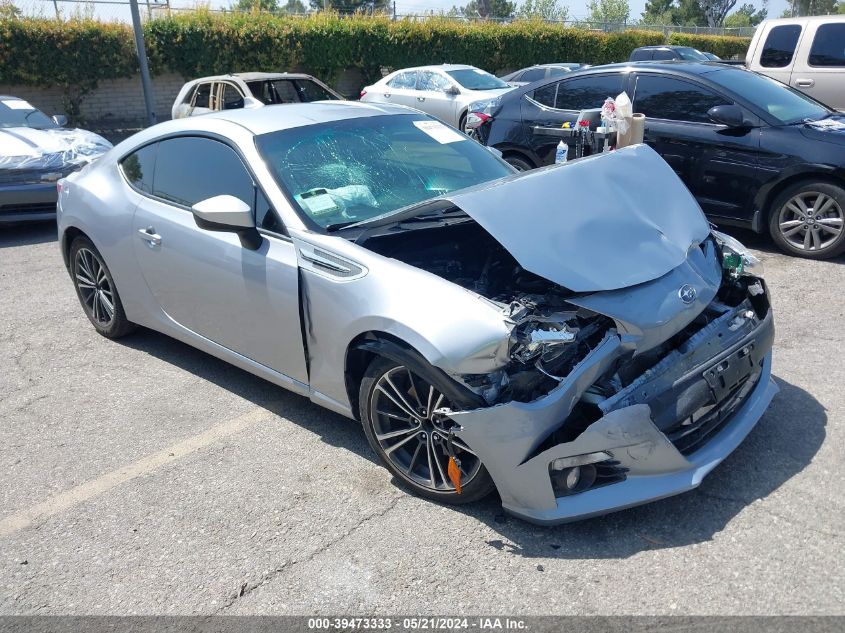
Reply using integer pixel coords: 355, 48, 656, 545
187, 82, 213, 117
520, 73, 628, 165
632, 73, 761, 223
125, 136, 308, 384
749, 22, 803, 87
792, 21, 845, 111
378, 71, 418, 108
217, 82, 245, 111
416, 71, 460, 125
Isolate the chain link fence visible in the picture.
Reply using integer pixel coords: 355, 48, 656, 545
8, 0, 756, 37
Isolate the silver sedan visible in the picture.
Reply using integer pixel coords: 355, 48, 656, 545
57, 102, 778, 524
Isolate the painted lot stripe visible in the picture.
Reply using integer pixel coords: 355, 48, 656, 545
0, 406, 271, 538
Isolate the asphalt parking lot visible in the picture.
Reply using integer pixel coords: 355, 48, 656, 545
0, 222, 843, 615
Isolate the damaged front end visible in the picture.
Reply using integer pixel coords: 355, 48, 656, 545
358, 146, 777, 523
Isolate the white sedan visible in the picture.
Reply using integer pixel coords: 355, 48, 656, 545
360, 64, 514, 130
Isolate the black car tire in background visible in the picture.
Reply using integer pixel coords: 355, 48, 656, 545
359, 356, 495, 505
769, 181, 845, 260
69, 236, 137, 339
504, 155, 534, 172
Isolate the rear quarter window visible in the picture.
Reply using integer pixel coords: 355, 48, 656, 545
120, 143, 157, 194
809, 23, 845, 67
760, 24, 802, 68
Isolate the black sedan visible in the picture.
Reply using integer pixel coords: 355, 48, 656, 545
467, 62, 845, 259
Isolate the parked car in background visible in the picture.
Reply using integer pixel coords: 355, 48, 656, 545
360, 64, 514, 130
1, 96, 111, 223
57, 103, 776, 524
171, 72, 343, 120
467, 62, 845, 259
500, 63, 588, 86
744, 16, 845, 111
702, 52, 722, 61
629, 46, 711, 61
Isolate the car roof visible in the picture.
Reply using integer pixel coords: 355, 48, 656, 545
392, 64, 478, 73
190, 72, 317, 83
634, 45, 695, 51
576, 61, 728, 75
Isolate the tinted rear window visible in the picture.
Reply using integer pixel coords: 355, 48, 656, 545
120, 143, 157, 194
760, 25, 802, 68
555, 74, 625, 111
809, 23, 845, 67
630, 49, 653, 61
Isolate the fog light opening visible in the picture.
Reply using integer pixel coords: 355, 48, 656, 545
554, 464, 597, 495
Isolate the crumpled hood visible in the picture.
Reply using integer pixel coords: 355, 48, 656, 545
0, 127, 112, 171
445, 144, 711, 292
799, 115, 845, 147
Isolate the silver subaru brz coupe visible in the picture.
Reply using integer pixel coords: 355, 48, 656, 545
57, 102, 777, 524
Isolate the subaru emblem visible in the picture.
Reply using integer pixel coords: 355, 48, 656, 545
678, 284, 697, 305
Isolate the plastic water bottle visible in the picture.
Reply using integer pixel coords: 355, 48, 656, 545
555, 140, 568, 165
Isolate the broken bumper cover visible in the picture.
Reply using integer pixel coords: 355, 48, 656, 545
0, 182, 58, 223
451, 303, 777, 525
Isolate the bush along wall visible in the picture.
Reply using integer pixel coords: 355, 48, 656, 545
0, 13, 751, 122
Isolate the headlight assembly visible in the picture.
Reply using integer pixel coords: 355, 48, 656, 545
712, 230, 763, 277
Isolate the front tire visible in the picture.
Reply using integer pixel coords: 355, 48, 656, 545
504, 155, 534, 172
768, 181, 845, 259
69, 236, 136, 338
359, 356, 495, 505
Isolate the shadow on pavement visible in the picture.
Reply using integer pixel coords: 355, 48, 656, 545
116, 329, 824, 558
0, 221, 57, 248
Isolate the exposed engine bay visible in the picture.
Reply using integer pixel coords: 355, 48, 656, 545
360, 216, 768, 410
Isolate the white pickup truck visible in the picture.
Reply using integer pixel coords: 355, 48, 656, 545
744, 15, 845, 111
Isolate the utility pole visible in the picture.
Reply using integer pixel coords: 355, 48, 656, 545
129, 0, 157, 127
52, 0, 59, 19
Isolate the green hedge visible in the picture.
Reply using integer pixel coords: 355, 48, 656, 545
667, 32, 750, 59
0, 13, 751, 121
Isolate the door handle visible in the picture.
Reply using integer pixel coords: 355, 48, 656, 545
137, 227, 161, 248
383, 93, 391, 98
795, 78, 815, 87
417, 97, 425, 102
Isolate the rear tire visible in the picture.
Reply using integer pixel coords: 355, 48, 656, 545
69, 236, 136, 338
768, 181, 845, 259
505, 155, 534, 172
458, 112, 467, 134
359, 356, 495, 505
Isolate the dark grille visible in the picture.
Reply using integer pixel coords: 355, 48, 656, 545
0, 202, 56, 215
665, 370, 761, 456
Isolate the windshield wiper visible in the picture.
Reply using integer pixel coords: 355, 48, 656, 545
324, 220, 360, 232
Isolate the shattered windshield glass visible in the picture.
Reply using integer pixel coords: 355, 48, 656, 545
255, 114, 513, 229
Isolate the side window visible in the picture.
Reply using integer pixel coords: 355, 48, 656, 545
255, 189, 284, 234
295, 79, 337, 102
634, 75, 731, 123
760, 25, 802, 68
387, 72, 417, 89
152, 137, 255, 210
520, 68, 547, 83
630, 49, 653, 61
417, 71, 452, 92
270, 80, 300, 104
120, 143, 157, 194
555, 74, 625, 111
652, 49, 676, 60
809, 23, 845, 67
221, 83, 244, 110
531, 82, 558, 108
246, 81, 272, 104
191, 83, 212, 109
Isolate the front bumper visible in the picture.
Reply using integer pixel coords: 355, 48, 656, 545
0, 182, 58, 223
451, 299, 777, 525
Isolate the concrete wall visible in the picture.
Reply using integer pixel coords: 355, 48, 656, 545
0, 68, 366, 130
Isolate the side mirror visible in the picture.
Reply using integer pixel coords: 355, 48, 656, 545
445, 85, 461, 96
242, 96, 263, 109
708, 104, 748, 128
191, 194, 262, 250
52, 114, 68, 127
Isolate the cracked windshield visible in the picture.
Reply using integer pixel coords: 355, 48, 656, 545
255, 114, 512, 229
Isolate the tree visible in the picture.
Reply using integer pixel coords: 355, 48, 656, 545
456, 0, 516, 18
587, 0, 630, 23
640, 0, 707, 25
516, 0, 569, 21
0, 0, 22, 18
724, 1, 767, 26
783, 0, 838, 15
231, 0, 279, 11
309, 0, 389, 13
281, 0, 307, 12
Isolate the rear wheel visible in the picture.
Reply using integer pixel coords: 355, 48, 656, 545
769, 181, 845, 259
458, 112, 467, 134
359, 356, 495, 504
69, 236, 136, 338
504, 155, 534, 172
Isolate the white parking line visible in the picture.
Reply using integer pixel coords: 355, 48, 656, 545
0, 406, 271, 538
